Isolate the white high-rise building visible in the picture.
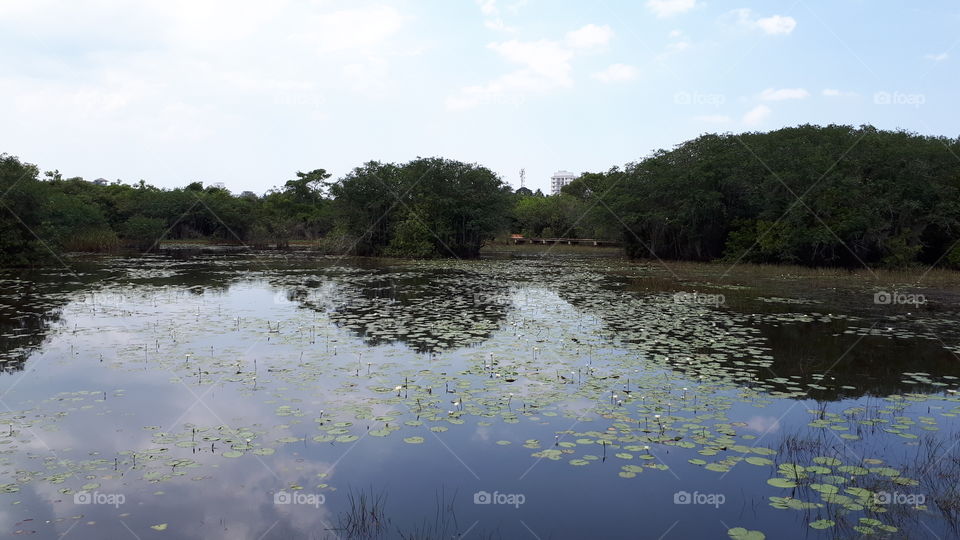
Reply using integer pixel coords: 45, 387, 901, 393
550, 170, 576, 195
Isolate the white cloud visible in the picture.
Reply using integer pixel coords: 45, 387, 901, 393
446, 38, 574, 109
659, 30, 691, 56
477, 0, 499, 16
592, 63, 639, 83
822, 88, 858, 98
742, 104, 771, 126
0, 1, 421, 189
448, 23, 613, 109
646, 0, 698, 18
565, 24, 614, 49
755, 15, 796, 35
489, 39, 574, 80
477, 0, 525, 32
342, 58, 389, 95
732, 9, 796, 36
926, 52, 949, 62
291, 6, 407, 53
759, 87, 809, 101
484, 18, 517, 32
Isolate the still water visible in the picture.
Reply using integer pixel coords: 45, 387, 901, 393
1, 253, 959, 539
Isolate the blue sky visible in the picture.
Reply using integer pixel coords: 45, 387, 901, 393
1, 0, 957, 194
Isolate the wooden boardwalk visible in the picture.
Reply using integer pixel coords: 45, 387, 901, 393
510, 237, 621, 247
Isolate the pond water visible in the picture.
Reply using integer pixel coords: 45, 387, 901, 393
1, 253, 959, 539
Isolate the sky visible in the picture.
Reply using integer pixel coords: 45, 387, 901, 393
0, 0, 957, 194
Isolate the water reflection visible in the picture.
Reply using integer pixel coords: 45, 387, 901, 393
0, 276, 70, 373
293, 267, 513, 352
1, 254, 959, 539
756, 321, 960, 399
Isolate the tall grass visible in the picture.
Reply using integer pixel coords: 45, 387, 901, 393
632, 259, 960, 288
61, 227, 119, 252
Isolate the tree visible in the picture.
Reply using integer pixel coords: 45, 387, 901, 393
0, 154, 48, 266
513, 193, 596, 239
122, 215, 167, 250
283, 169, 331, 203
401, 157, 513, 257
331, 158, 512, 258
329, 161, 403, 255
591, 125, 960, 267
3, 126, 958, 268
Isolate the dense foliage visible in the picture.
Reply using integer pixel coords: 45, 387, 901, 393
0, 155, 511, 264
330, 158, 513, 258
564, 125, 960, 268
2, 125, 959, 268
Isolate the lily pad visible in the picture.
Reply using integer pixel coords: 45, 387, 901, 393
727, 527, 765, 540
809, 519, 835, 530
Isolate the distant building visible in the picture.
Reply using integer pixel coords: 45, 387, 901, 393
92, 178, 109, 186
550, 170, 576, 195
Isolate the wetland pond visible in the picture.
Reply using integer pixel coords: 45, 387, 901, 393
2, 253, 960, 539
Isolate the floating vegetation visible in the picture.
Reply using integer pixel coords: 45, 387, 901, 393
0, 255, 958, 538
728, 527, 765, 539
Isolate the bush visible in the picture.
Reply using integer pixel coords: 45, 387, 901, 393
62, 228, 119, 251
122, 215, 167, 250
948, 245, 960, 270
385, 219, 435, 258
880, 232, 923, 268
316, 226, 358, 255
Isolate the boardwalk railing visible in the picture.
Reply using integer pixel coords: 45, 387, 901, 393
510, 237, 621, 247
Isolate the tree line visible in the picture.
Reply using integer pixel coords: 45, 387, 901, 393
0, 156, 513, 264
2, 124, 959, 269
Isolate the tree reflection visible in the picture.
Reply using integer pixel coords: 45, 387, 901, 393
292, 267, 513, 352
